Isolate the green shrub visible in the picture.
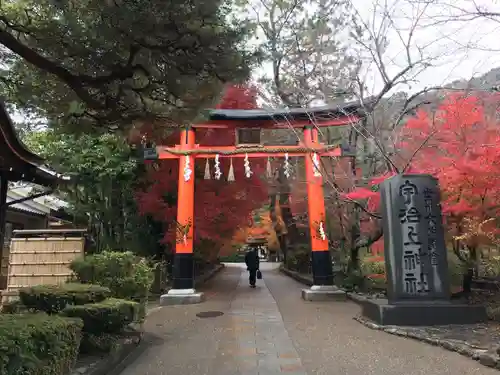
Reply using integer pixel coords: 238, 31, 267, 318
60, 298, 139, 334
19, 283, 111, 314
479, 256, 500, 279
218, 253, 245, 263
341, 269, 364, 291
70, 251, 155, 301
70, 251, 155, 321
365, 275, 387, 292
285, 247, 311, 274
448, 251, 465, 287
0, 313, 82, 375
79, 332, 123, 354
360, 256, 386, 276
1, 300, 23, 314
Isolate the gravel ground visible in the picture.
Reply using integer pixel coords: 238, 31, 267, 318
117, 262, 498, 375
264, 263, 498, 375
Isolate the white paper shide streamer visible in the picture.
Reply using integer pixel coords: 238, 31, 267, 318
227, 158, 235, 182
183, 156, 192, 182
266, 157, 273, 179
214, 154, 222, 180
244, 153, 253, 178
283, 153, 292, 178
204, 159, 211, 180
312, 153, 321, 177
318, 221, 326, 241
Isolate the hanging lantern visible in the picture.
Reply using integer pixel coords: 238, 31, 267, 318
140, 134, 158, 160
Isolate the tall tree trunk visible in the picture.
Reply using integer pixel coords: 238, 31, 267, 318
277, 168, 299, 245
348, 209, 361, 271
347, 128, 362, 271
269, 181, 287, 262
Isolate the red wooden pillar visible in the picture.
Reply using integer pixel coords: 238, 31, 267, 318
304, 126, 334, 286
172, 126, 196, 290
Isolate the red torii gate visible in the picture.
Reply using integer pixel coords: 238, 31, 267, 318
143, 102, 365, 304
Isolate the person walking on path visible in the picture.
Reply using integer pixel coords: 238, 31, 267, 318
244, 247, 260, 288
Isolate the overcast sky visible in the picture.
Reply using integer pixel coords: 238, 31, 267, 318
254, 0, 500, 100
346, 0, 500, 94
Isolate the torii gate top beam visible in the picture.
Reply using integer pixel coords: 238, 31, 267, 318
193, 100, 365, 129
142, 100, 366, 160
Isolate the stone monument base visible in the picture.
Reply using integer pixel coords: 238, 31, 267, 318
360, 298, 488, 326
160, 288, 205, 306
301, 285, 347, 302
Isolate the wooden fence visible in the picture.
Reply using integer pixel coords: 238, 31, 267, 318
1, 243, 8, 288
2, 229, 87, 303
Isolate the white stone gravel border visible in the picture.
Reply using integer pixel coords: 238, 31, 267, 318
354, 315, 500, 370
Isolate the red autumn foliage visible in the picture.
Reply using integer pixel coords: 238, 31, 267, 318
135, 84, 268, 248
403, 94, 500, 218
344, 93, 500, 250
216, 84, 259, 110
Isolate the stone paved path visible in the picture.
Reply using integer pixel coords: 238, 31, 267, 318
120, 263, 498, 375
226, 270, 306, 374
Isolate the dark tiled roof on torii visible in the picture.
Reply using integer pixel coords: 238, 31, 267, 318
205, 99, 368, 122
0, 101, 69, 187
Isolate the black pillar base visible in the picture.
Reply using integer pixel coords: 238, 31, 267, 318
172, 252, 194, 289
311, 250, 334, 286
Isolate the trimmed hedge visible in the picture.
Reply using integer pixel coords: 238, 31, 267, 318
19, 283, 111, 314
1, 300, 23, 314
0, 313, 82, 375
70, 251, 155, 321
70, 252, 154, 301
79, 332, 123, 354
60, 298, 139, 334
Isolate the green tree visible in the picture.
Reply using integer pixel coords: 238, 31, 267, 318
240, 0, 359, 107
23, 130, 162, 254
0, 0, 257, 131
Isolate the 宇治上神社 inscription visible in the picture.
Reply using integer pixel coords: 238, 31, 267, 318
380, 174, 450, 303
359, 174, 488, 325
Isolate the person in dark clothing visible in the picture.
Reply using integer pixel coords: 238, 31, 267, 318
244, 248, 260, 288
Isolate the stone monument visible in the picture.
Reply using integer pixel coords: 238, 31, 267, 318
360, 174, 487, 326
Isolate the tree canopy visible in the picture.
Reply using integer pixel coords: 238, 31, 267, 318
23, 130, 148, 250
0, 0, 257, 132
238, 0, 359, 107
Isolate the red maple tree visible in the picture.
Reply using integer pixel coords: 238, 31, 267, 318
135, 84, 268, 250
345, 93, 500, 254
